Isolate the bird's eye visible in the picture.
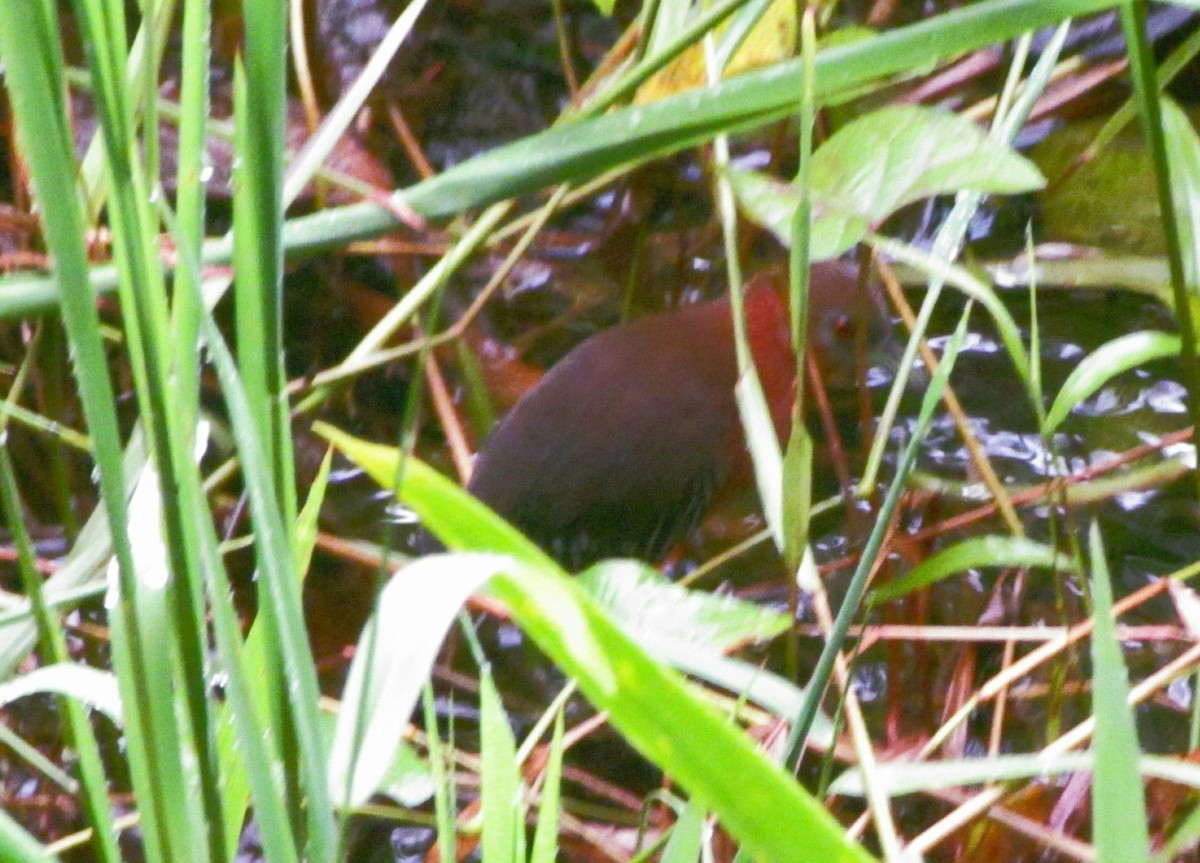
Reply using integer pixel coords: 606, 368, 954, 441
832, 314, 855, 340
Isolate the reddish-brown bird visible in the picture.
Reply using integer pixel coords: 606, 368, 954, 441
455, 261, 880, 570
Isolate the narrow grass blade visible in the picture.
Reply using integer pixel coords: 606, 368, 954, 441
1042, 331, 1182, 435
0, 809, 56, 863
530, 710, 564, 863
578, 561, 789, 649
200, 312, 337, 860
0, 440, 121, 863
735, 105, 1045, 259
660, 800, 706, 863
329, 555, 492, 806
872, 536, 1076, 603
282, 0, 431, 208
790, 302, 974, 761
0, 664, 122, 725
423, 682, 458, 863
0, 1, 1123, 322
0, 432, 147, 679
1163, 98, 1200, 327
830, 752, 1094, 797
1120, 3, 1200, 501
859, 20, 1070, 497
481, 667, 522, 863
0, 5, 200, 858
1088, 520, 1151, 862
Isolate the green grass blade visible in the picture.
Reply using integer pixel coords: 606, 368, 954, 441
169, 0, 212, 438
200, 312, 338, 860
529, 710, 564, 863
1088, 520, 1151, 862
1163, 97, 1200, 330
423, 682, 459, 863
282, 0, 431, 208
231, 58, 295, 526
0, 809, 56, 863
0, 5, 198, 859
0, 1, 1124, 323
0, 339, 119, 861
480, 667, 521, 863
329, 555, 492, 806
391, 0, 1110, 220
71, 0, 233, 854
789, 302, 973, 762
199, 501, 304, 863
1119, 2, 1200, 501
210, 440, 331, 862
1042, 331, 1182, 435
0, 444, 121, 863
872, 536, 1076, 603
660, 800, 705, 863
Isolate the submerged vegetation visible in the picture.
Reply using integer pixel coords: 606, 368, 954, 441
1, 1, 1200, 862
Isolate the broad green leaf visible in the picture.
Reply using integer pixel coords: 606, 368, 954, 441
312, 422, 551, 567
0, 1, 1131, 321
732, 169, 865, 261
1033, 118, 1166, 254
575, 563, 835, 749
734, 105, 1046, 259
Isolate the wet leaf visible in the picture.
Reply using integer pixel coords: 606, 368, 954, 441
734, 105, 1046, 259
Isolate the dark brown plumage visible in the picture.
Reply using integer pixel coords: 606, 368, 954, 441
461, 261, 877, 569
